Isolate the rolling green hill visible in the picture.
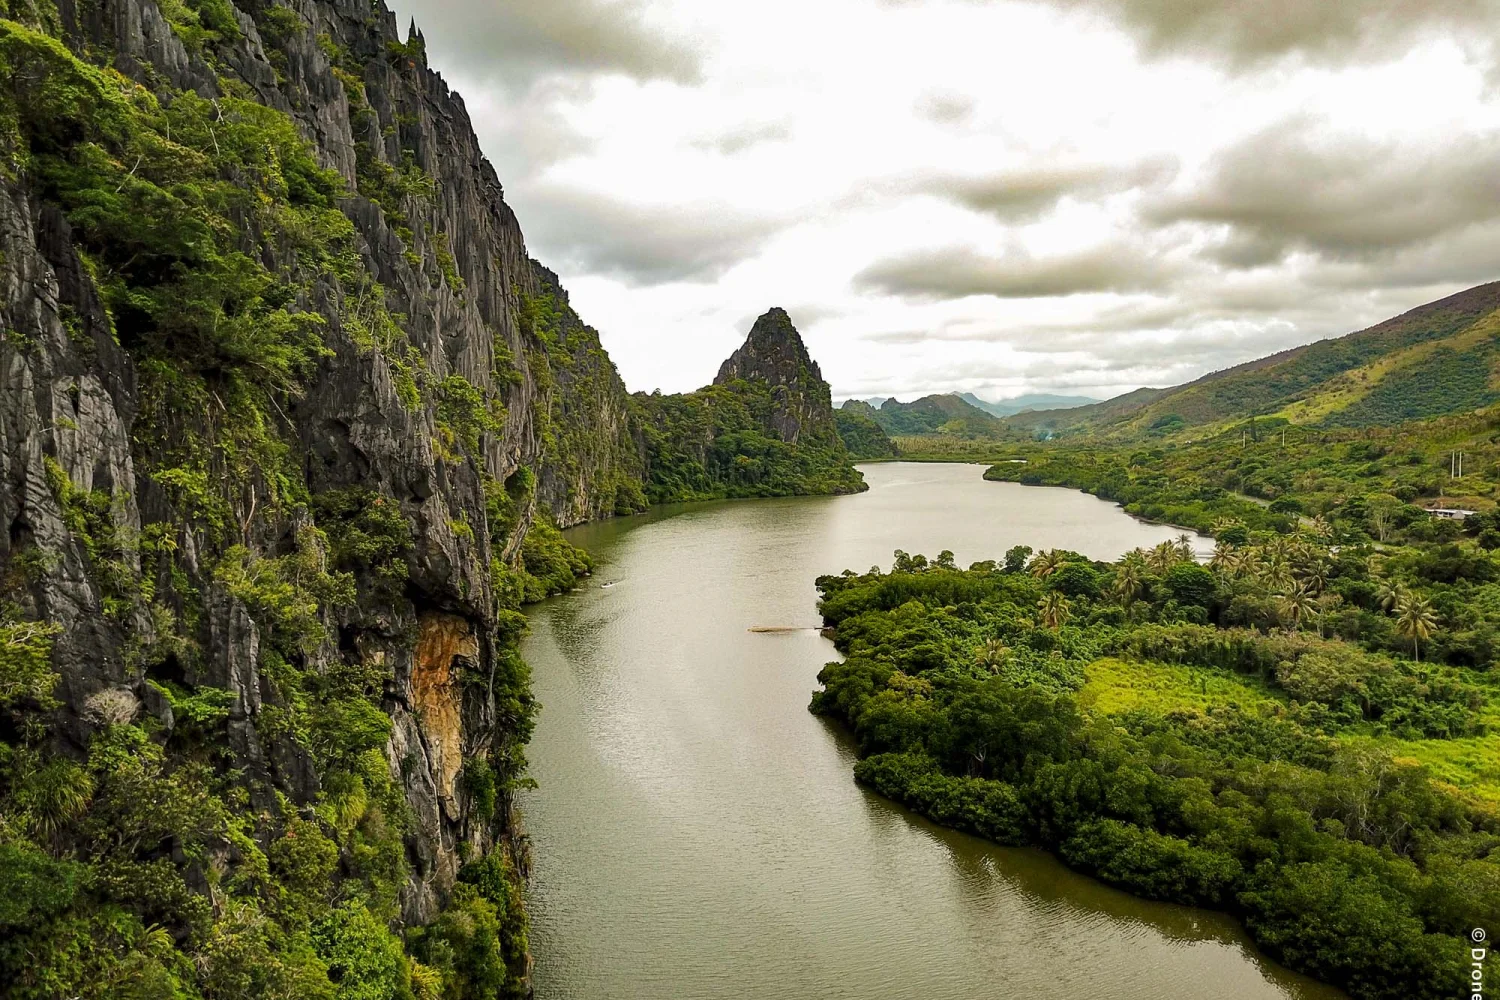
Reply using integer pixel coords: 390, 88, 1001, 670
1005, 282, 1500, 440
849, 393, 1010, 438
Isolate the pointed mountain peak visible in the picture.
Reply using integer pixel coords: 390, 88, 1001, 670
716, 308, 820, 386
712, 308, 838, 445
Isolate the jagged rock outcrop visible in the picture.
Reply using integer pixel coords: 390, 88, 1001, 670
715, 306, 839, 445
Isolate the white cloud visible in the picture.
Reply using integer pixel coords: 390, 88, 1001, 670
388, 0, 1500, 401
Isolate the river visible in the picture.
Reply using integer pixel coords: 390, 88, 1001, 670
519, 462, 1343, 1000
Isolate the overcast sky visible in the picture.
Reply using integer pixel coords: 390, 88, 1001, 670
386, 0, 1500, 402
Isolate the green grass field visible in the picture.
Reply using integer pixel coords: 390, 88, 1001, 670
1082, 657, 1500, 806
1080, 657, 1284, 716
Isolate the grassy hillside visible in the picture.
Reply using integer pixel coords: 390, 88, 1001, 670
1005, 282, 1500, 440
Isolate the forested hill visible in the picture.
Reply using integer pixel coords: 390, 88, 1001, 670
1006, 282, 1500, 440
0, 2, 853, 997
850, 393, 1009, 439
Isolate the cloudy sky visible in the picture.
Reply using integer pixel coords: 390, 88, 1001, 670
386, 0, 1500, 402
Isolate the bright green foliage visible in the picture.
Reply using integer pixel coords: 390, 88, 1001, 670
634, 382, 865, 502
159, 0, 242, 52
312, 488, 413, 593
834, 406, 897, 460
311, 901, 416, 1000
216, 527, 356, 652
812, 551, 1499, 1000
408, 854, 529, 999
435, 374, 503, 456
0, 615, 60, 710
519, 515, 592, 602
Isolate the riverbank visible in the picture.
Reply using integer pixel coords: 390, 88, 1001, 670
810, 511, 1499, 1000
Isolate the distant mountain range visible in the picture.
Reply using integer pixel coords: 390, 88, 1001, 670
954, 392, 1101, 417
836, 392, 1099, 418
1004, 281, 1500, 441
841, 394, 1009, 438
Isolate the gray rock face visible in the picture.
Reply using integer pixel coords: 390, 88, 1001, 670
715, 307, 840, 445
0, 0, 644, 951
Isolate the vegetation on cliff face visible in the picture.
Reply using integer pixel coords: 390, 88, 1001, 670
633, 380, 867, 502
813, 536, 1499, 1000
0, 2, 606, 997
0, 1, 867, 995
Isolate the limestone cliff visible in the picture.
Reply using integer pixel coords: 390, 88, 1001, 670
0, 0, 867, 993
0, 0, 635, 994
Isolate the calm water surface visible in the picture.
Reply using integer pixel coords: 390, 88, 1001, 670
520, 463, 1343, 1000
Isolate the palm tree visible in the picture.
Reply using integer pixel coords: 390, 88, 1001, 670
1113, 559, 1145, 607
1394, 597, 1438, 662
1037, 591, 1071, 630
1261, 550, 1293, 592
1175, 534, 1196, 561
1210, 517, 1242, 537
1276, 584, 1319, 633
975, 638, 1009, 674
1296, 558, 1331, 596
1377, 580, 1407, 614
1209, 542, 1237, 575
1233, 548, 1262, 581
1147, 540, 1179, 575
1029, 549, 1067, 579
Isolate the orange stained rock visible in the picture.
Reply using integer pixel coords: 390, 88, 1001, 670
412, 612, 478, 810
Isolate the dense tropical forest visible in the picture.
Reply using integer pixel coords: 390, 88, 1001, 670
813, 525, 1498, 999
834, 406, 899, 461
